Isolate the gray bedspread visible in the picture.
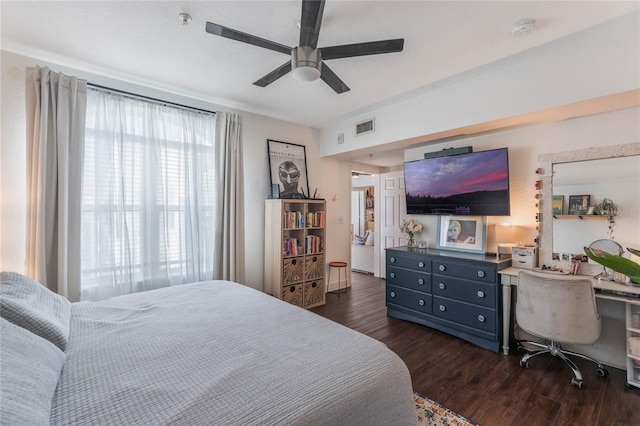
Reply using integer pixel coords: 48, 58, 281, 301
51, 280, 417, 425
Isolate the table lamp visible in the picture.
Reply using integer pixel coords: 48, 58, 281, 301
495, 224, 518, 255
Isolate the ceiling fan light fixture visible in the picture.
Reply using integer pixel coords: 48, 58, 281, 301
291, 46, 322, 82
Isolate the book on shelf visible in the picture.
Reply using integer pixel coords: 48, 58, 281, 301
284, 211, 305, 228
282, 237, 301, 256
305, 235, 322, 254
305, 211, 325, 228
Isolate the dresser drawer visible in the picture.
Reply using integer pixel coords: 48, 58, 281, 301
433, 260, 495, 283
432, 276, 496, 308
387, 266, 432, 293
387, 284, 432, 315
386, 252, 431, 272
432, 296, 496, 334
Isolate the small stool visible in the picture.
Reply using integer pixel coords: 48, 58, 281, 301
327, 261, 348, 297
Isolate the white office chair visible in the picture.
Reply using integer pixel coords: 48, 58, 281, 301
515, 270, 609, 388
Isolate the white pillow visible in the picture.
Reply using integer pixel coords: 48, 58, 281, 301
365, 231, 375, 246
0, 272, 71, 351
0, 318, 65, 425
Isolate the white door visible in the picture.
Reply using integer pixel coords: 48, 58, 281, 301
378, 170, 407, 278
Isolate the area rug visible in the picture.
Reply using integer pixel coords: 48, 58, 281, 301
414, 391, 478, 426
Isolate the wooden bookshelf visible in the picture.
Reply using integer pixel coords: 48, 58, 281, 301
264, 199, 326, 309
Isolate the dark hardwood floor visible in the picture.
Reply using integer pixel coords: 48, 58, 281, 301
311, 272, 640, 425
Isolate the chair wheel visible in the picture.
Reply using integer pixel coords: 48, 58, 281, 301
597, 367, 609, 377
517, 345, 526, 353
571, 378, 584, 389
519, 359, 528, 369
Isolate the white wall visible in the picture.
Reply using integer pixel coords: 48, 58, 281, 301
317, 12, 639, 158
404, 108, 640, 254
0, 50, 345, 292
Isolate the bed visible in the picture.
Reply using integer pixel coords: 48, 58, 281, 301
0, 272, 417, 425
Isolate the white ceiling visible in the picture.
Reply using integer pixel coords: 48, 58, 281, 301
1, 1, 638, 131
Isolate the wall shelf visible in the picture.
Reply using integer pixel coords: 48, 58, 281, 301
553, 214, 606, 220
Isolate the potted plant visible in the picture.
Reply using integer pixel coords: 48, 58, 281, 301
584, 247, 640, 285
594, 198, 619, 239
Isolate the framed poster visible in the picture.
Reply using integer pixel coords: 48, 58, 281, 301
436, 216, 487, 254
568, 194, 590, 215
552, 195, 564, 215
267, 140, 310, 199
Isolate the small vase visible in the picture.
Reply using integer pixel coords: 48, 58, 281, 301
407, 233, 417, 248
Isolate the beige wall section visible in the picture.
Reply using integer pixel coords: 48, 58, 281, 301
0, 50, 345, 293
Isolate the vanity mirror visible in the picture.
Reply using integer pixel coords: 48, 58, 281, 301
538, 142, 640, 270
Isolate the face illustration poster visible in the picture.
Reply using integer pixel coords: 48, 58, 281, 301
267, 140, 310, 199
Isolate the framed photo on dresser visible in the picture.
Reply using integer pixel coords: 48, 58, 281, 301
436, 216, 487, 254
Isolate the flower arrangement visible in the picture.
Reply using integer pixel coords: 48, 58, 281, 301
400, 219, 424, 248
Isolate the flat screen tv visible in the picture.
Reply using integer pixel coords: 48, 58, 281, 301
404, 147, 510, 216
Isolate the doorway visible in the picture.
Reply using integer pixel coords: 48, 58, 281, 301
351, 172, 375, 274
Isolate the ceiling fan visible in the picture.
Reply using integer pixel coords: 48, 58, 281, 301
205, 0, 404, 94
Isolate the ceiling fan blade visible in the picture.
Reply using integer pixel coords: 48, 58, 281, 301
321, 39, 404, 60
299, 0, 325, 48
206, 22, 291, 55
253, 62, 293, 87
320, 63, 350, 94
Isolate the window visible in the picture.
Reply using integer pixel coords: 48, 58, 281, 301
81, 88, 217, 300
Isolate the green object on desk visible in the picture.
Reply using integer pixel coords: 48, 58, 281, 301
584, 246, 640, 284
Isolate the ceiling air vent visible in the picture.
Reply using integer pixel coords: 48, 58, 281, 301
355, 118, 375, 136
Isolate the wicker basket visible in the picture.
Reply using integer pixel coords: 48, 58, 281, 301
303, 280, 325, 308
282, 284, 303, 307
305, 254, 324, 280
283, 257, 304, 284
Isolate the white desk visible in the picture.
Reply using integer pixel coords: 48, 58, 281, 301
499, 267, 640, 358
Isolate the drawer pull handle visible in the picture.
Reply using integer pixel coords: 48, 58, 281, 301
439, 305, 446, 312
477, 315, 485, 322
418, 278, 424, 285
390, 291, 396, 298
419, 299, 425, 306
477, 271, 485, 278
418, 261, 425, 268
390, 272, 396, 279
312, 256, 317, 262
477, 291, 485, 298
289, 286, 296, 293
439, 265, 446, 272
439, 283, 446, 290
291, 259, 297, 265
311, 282, 317, 288
390, 257, 396, 263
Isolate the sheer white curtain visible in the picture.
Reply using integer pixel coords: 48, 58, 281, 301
81, 88, 218, 300
24, 66, 87, 302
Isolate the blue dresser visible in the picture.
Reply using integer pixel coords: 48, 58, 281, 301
386, 247, 510, 353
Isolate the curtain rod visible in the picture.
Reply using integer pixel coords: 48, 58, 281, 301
87, 83, 216, 116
